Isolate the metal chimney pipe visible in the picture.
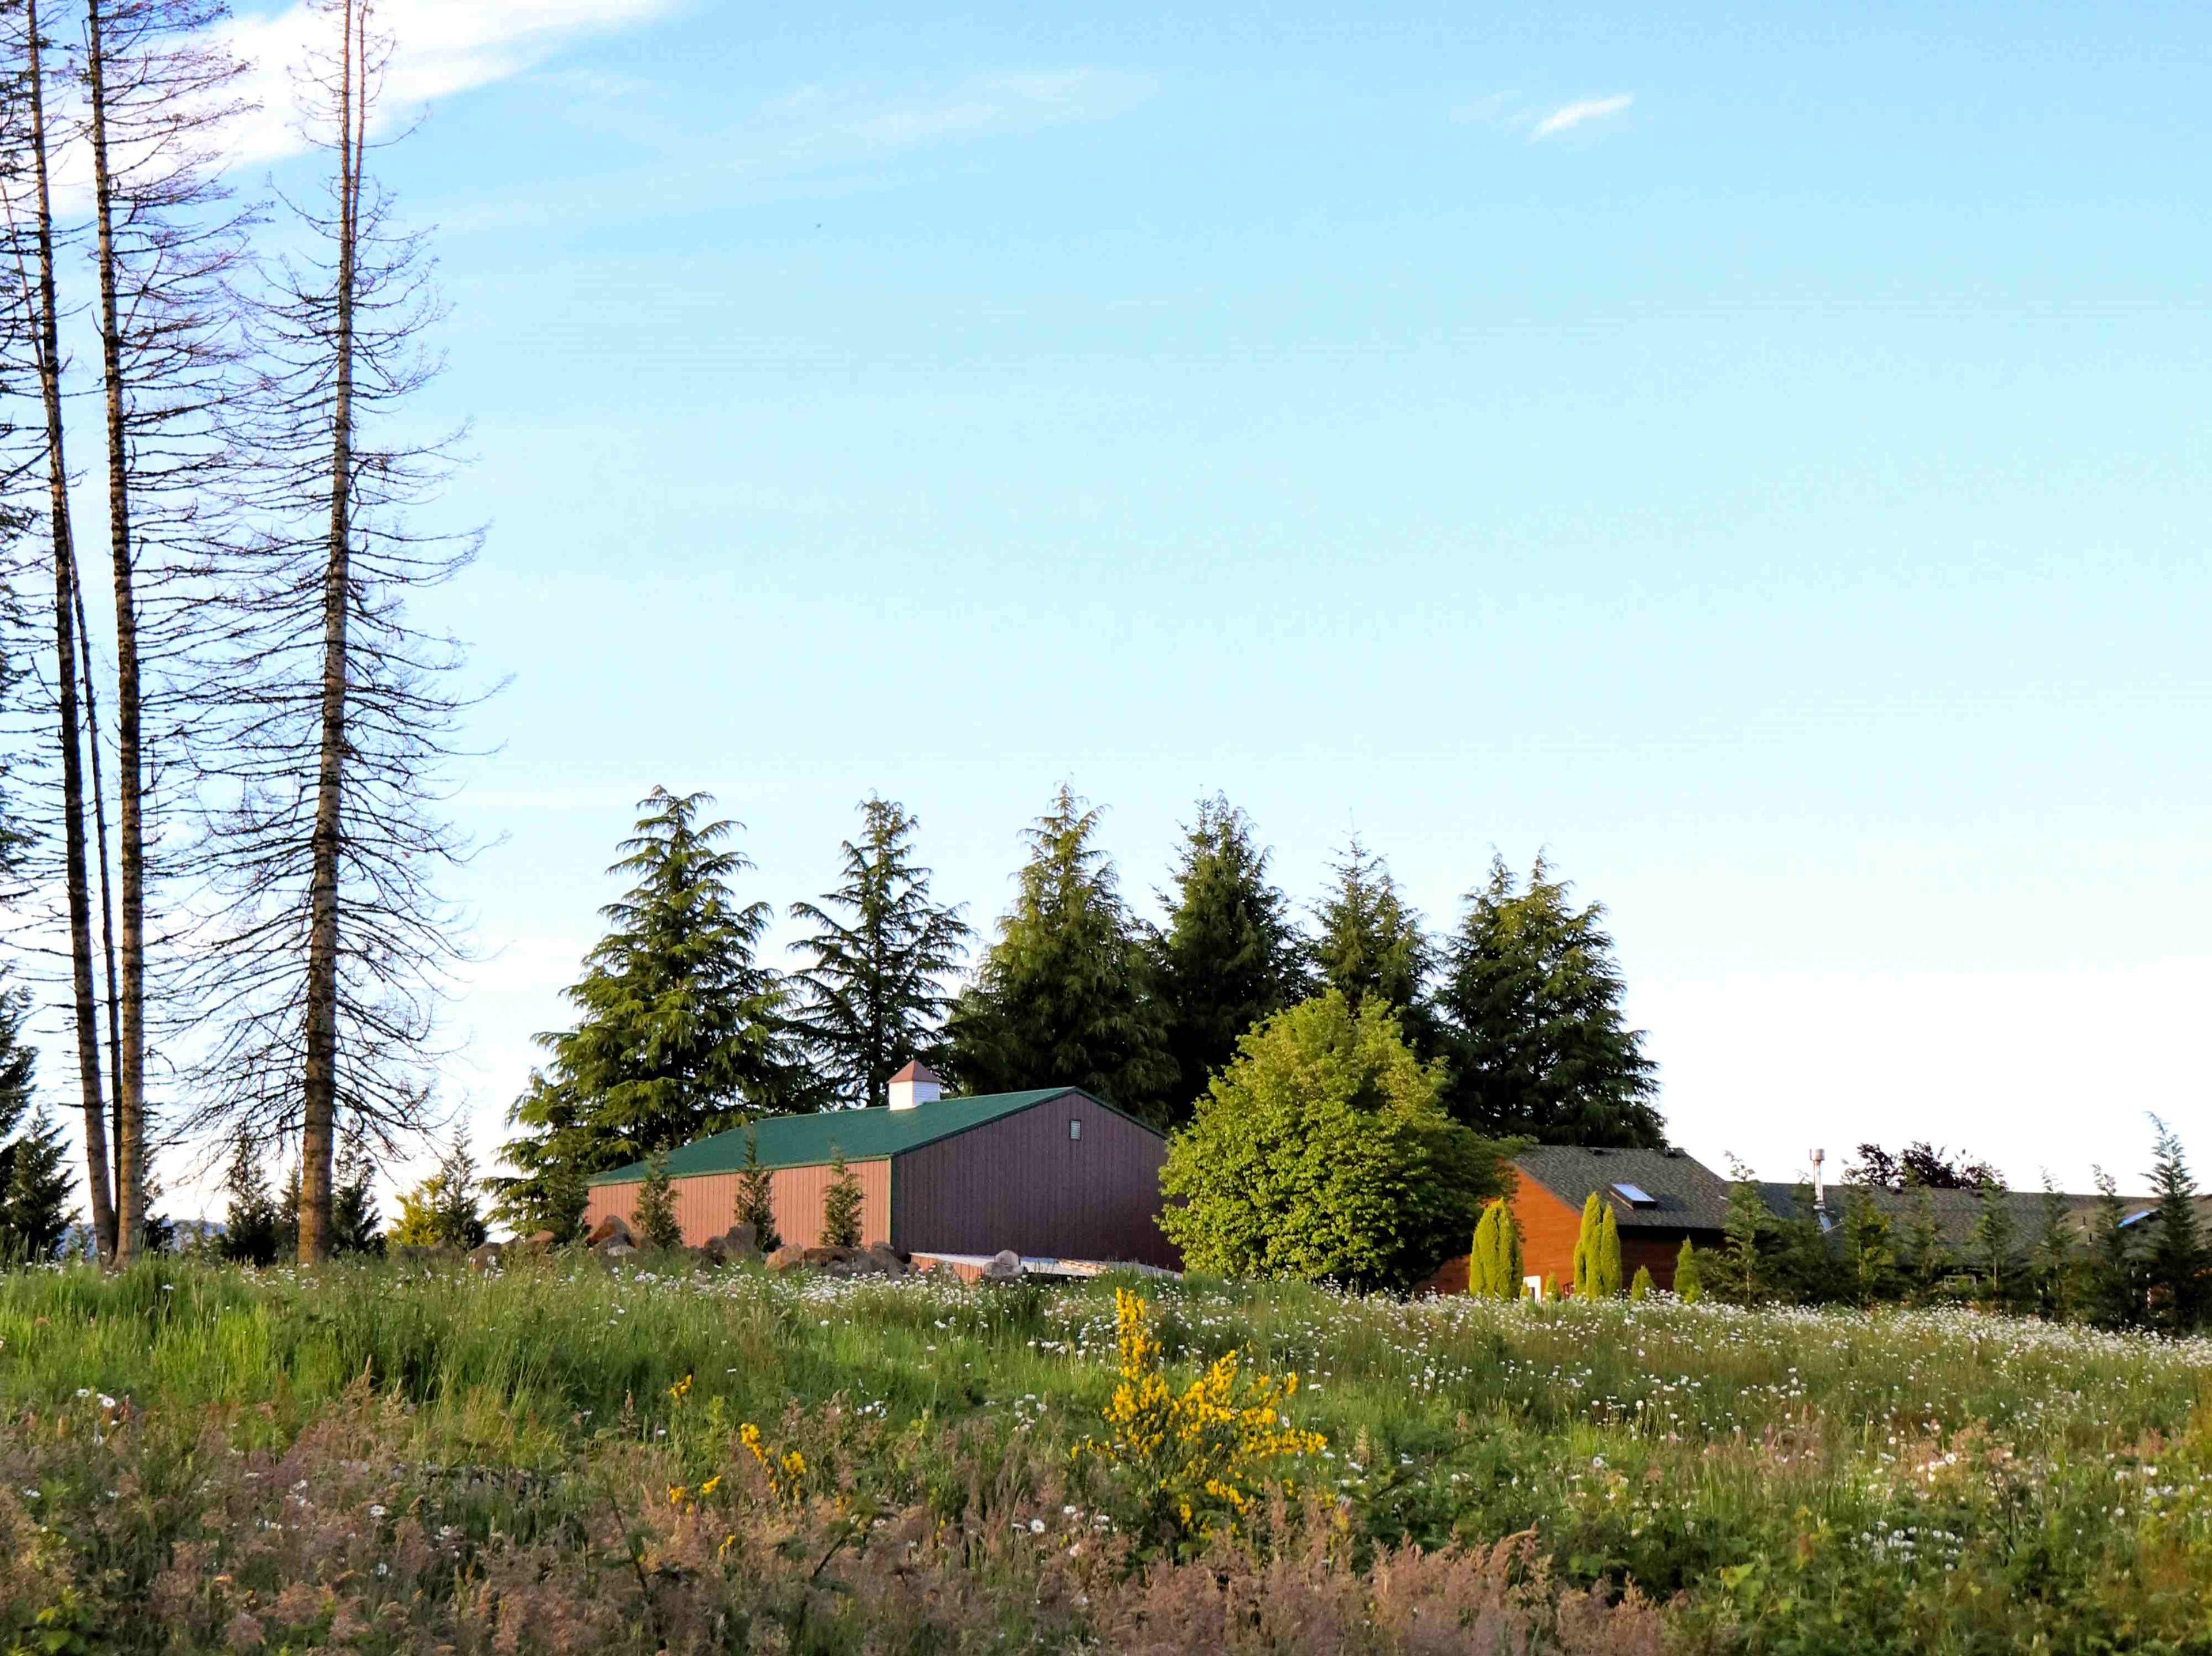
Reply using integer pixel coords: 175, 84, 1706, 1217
1810, 1148, 1829, 1229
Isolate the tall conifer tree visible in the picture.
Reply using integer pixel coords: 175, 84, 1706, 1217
495, 789, 810, 1226
1434, 855, 1664, 1147
944, 785, 1173, 1120
1310, 835, 1433, 1049
2144, 1116, 2206, 1333
1149, 795, 1307, 1124
789, 797, 969, 1109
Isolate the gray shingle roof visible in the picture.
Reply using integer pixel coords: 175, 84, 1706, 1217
1513, 1146, 1736, 1232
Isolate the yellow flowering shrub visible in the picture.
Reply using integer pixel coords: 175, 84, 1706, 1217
738, 1421, 809, 1506
1082, 1287, 1325, 1552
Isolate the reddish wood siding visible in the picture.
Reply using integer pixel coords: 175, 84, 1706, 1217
584, 1160, 891, 1250
891, 1095, 1176, 1267
1511, 1178, 1585, 1291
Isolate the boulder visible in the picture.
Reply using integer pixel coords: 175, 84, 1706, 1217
983, 1249, 1023, 1283
467, 1242, 504, 1272
599, 1241, 637, 1262
585, 1213, 634, 1249
701, 1224, 764, 1268
766, 1246, 807, 1272
521, 1230, 559, 1253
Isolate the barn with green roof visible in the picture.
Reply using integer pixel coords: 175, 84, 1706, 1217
581, 1064, 1177, 1267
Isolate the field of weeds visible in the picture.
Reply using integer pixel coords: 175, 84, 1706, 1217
1, 1259, 2209, 1653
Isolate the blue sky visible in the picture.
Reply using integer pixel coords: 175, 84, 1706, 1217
172, 0, 2212, 1202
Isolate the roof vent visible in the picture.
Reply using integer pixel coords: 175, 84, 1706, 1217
888, 1061, 942, 1111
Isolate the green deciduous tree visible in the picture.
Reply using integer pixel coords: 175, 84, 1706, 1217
820, 1147, 863, 1249
497, 789, 810, 1225
1158, 991, 1501, 1292
1434, 856, 1664, 1147
2143, 1117, 2206, 1333
944, 787, 1173, 1120
1309, 835, 1433, 1050
1470, 1198, 1523, 1299
733, 1126, 781, 1253
789, 797, 970, 1110
1149, 796, 1308, 1124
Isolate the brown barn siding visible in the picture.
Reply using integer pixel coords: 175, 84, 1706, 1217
891, 1095, 1176, 1268
585, 1160, 891, 1250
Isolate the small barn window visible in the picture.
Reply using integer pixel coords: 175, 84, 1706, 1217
1069, 1118, 1082, 1141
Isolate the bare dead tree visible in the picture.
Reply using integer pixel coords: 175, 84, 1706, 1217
0, 0, 116, 1258
180, 0, 480, 1260
78, 0, 252, 1261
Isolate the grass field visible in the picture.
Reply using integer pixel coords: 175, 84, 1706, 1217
1, 1259, 2209, 1653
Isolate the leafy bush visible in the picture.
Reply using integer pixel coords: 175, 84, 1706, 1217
1160, 992, 1503, 1290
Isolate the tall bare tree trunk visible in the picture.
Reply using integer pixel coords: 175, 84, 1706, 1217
25, 0, 118, 1261
84, 0, 148, 1264
299, 0, 365, 1264
71, 571, 127, 1159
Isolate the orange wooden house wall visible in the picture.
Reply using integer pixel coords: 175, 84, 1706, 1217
585, 1159, 892, 1250
1424, 1172, 1695, 1296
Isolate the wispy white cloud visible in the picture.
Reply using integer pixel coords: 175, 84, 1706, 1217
747, 69, 1154, 164
219, 0, 677, 167
1530, 93, 1634, 141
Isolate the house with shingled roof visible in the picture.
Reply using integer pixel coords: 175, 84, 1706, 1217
582, 1063, 1178, 1267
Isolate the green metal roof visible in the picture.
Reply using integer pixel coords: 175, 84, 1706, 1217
586, 1087, 1146, 1185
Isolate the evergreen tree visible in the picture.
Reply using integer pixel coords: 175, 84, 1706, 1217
332, 1136, 384, 1254
1630, 1265, 1653, 1300
2143, 1117, 2206, 1333
1470, 1198, 1523, 1299
1970, 1176, 2018, 1307
1309, 835, 1433, 1049
944, 786, 1173, 1120
1434, 856, 1664, 1146
0, 1108, 77, 1262
1774, 1182, 1844, 1305
1674, 1239, 1703, 1304
392, 1136, 487, 1251
820, 1147, 864, 1249
1571, 1192, 1623, 1298
733, 1126, 781, 1253
0, 986, 51, 1260
497, 789, 812, 1224
1899, 1185, 1951, 1303
633, 1150, 684, 1250
219, 1135, 282, 1266
1842, 1191, 1897, 1306
789, 797, 971, 1109
2029, 1179, 2075, 1319
2084, 1168, 2141, 1328
1149, 796, 1309, 1123
1721, 1159, 1770, 1303
431, 1136, 488, 1251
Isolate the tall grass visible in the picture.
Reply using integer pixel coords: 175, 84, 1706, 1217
2, 1258, 2210, 1651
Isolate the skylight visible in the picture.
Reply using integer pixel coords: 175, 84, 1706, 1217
1612, 1182, 1657, 1207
